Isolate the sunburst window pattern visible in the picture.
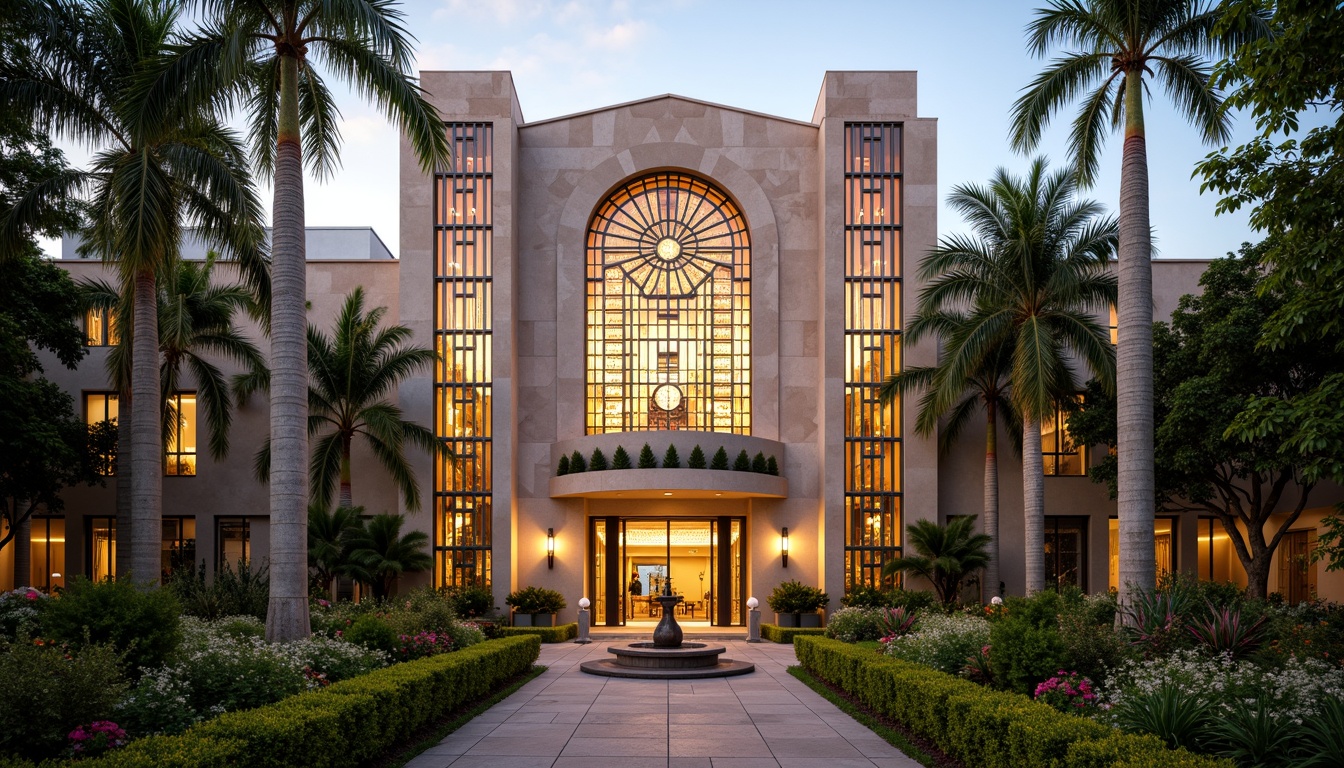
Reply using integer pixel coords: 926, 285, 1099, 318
586, 173, 751, 434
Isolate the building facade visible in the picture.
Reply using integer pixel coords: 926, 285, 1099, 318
9, 71, 1341, 622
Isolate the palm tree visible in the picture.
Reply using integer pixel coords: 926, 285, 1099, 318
138, 1, 452, 639
307, 502, 363, 600
917, 159, 1117, 593
1, 0, 265, 585
82, 254, 268, 466
880, 336, 1021, 603
1009, 0, 1268, 603
881, 517, 994, 607
248, 287, 448, 512
345, 513, 432, 600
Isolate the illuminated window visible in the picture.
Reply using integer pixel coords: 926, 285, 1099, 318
217, 517, 249, 569
1197, 517, 1240, 583
30, 516, 65, 591
86, 517, 115, 581
164, 393, 197, 476
85, 308, 119, 347
585, 172, 751, 434
1043, 398, 1086, 476
1107, 304, 1118, 345
434, 123, 492, 587
1108, 517, 1175, 591
1045, 516, 1087, 590
85, 393, 119, 476
162, 517, 196, 578
843, 123, 903, 589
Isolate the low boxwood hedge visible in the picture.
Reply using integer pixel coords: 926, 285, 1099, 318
498, 623, 578, 643
760, 624, 825, 643
2, 636, 540, 768
793, 637, 1232, 768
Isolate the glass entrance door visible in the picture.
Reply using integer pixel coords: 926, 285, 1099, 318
589, 516, 746, 627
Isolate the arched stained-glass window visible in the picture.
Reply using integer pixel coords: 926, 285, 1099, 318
586, 173, 751, 434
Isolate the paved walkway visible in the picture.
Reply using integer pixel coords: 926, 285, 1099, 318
405, 639, 922, 768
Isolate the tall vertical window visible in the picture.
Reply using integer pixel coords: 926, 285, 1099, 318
85, 393, 119, 476
434, 123, 493, 587
217, 517, 250, 568
1197, 517, 1237, 583
1045, 516, 1087, 590
1108, 517, 1175, 591
844, 123, 903, 588
162, 518, 196, 578
1042, 398, 1086, 476
164, 393, 197, 476
86, 517, 116, 581
585, 173, 751, 434
85, 308, 119, 346
30, 516, 65, 591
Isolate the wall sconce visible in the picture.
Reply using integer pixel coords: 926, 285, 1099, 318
547, 528, 556, 569
781, 527, 789, 568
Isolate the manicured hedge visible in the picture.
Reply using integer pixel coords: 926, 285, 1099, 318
499, 623, 578, 643
8, 636, 541, 768
760, 624, 825, 643
794, 637, 1233, 768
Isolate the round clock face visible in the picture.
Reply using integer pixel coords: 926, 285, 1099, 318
653, 384, 683, 411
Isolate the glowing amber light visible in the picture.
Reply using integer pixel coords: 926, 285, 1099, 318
656, 238, 681, 261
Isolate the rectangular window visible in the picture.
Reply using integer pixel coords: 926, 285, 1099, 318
217, 518, 250, 569
30, 516, 66, 592
1107, 304, 1118, 345
164, 392, 197, 476
1197, 517, 1237, 583
1045, 516, 1087, 590
1279, 529, 1318, 605
1108, 517, 1176, 591
162, 517, 197, 578
85, 308, 119, 347
86, 517, 116, 581
434, 123, 493, 587
84, 392, 119, 476
1043, 397, 1087, 476
843, 122, 903, 589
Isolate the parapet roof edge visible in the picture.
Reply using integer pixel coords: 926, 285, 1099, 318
521, 92, 818, 130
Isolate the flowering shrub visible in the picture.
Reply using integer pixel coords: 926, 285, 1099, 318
447, 620, 486, 649
68, 720, 127, 758
395, 631, 454, 661
1033, 670, 1100, 714
0, 640, 126, 760
881, 612, 990, 675
0, 587, 47, 640
825, 607, 886, 643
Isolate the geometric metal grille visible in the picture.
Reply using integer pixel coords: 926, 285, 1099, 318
842, 123, 903, 589
433, 123, 493, 588
585, 172, 751, 434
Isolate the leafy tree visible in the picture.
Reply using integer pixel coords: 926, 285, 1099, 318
911, 159, 1116, 593
588, 448, 608, 471
637, 444, 657, 469
140, 0, 452, 640
1073, 254, 1344, 597
662, 444, 680, 469
687, 445, 706, 469
569, 450, 586, 473
611, 446, 632, 470
345, 513, 433, 600
249, 287, 447, 512
306, 503, 363, 600
2, 0, 266, 585
1011, 0, 1267, 604
881, 516, 992, 607
710, 447, 730, 470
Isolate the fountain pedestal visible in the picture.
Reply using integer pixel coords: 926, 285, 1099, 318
580, 592, 755, 679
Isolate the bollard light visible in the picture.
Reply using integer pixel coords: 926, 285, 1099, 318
576, 596, 592, 643
547, 527, 556, 569
746, 596, 761, 642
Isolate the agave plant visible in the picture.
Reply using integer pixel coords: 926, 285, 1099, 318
1188, 602, 1270, 661
876, 606, 919, 638
1121, 584, 1197, 656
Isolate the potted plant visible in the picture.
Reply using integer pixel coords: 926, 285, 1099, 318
504, 586, 567, 627
767, 580, 829, 627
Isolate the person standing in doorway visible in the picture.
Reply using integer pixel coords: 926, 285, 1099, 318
629, 571, 642, 615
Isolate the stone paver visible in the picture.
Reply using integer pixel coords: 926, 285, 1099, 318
403, 639, 922, 768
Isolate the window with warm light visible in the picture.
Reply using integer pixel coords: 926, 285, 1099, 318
85, 393, 119, 476
1107, 304, 1118, 345
1042, 397, 1087, 476
85, 307, 119, 347
585, 172, 751, 434
86, 517, 115, 581
1044, 516, 1087, 590
1108, 517, 1175, 591
217, 517, 250, 568
843, 123, 903, 588
164, 393, 197, 476
30, 516, 65, 592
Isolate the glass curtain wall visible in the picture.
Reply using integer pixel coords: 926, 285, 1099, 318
843, 123, 903, 587
434, 124, 494, 587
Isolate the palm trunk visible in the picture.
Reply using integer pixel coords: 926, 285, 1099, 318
266, 51, 311, 642
115, 387, 132, 575
1022, 418, 1045, 595
982, 401, 999, 603
339, 434, 353, 508
1116, 73, 1156, 609
130, 268, 162, 586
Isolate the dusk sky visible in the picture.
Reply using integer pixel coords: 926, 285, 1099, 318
42, 0, 1267, 261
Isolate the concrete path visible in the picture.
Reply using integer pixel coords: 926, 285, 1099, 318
405, 639, 923, 768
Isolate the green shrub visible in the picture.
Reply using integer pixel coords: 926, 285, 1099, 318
760, 624, 825, 643
662, 444, 680, 468
569, 450, 586, 473
825, 606, 887, 643
989, 591, 1068, 694
638, 444, 657, 468
387, 588, 457, 634
0, 587, 48, 641
766, 455, 779, 475
504, 586, 565, 614
556, 455, 570, 475
751, 452, 768, 473
41, 577, 182, 674
499, 623, 578, 642
167, 560, 270, 622
733, 449, 751, 471
1111, 683, 1214, 754
882, 612, 990, 675
687, 445, 706, 468
588, 448, 608, 471
710, 447, 730, 470
611, 446, 632, 469
443, 584, 495, 619
1296, 695, 1344, 768
1058, 598, 1134, 687
767, 580, 829, 614
344, 615, 399, 654
0, 640, 127, 761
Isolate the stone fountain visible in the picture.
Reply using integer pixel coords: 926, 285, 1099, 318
579, 589, 755, 679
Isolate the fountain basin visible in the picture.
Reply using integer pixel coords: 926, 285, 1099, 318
579, 641, 755, 679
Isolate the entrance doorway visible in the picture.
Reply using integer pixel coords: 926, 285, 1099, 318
588, 516, 746, 627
